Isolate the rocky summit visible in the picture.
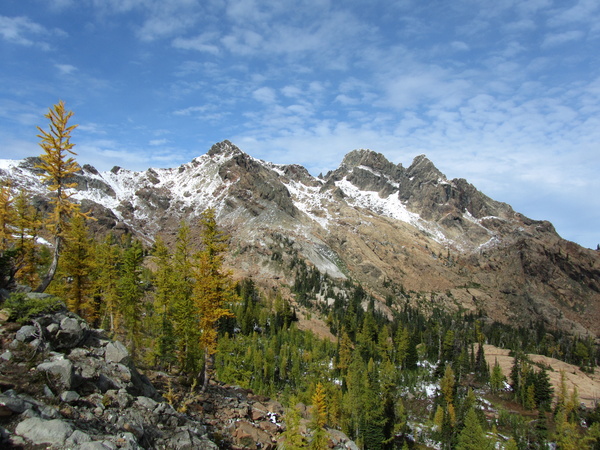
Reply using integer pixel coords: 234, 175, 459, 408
1, 140, 598, 338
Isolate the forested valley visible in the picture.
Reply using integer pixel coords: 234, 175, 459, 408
1, 102, 600, 449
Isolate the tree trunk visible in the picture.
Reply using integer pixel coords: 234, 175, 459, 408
201, 350, 214, 392
34, 235, 61, 293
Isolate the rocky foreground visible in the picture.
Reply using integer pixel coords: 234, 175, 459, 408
0, 295, 356, 449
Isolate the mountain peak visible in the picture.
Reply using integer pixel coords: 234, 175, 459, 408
341, 149, 400, 173
407, 154, 445, 182
207, 140, 244, 158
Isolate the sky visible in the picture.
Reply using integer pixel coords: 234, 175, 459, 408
0, 0, 599, 249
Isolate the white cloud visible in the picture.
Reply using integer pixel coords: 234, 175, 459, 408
173, 106, 208, 116
172, 32, 220, 54
55, 64, 77, 75
252, 87, 277, 104
149, 138, 168, 146
450, 41, 469, 51
281, 85, 303, 98
542, 30, 585, 47
221, 29, 264, 55
0, 15, 64, 50
547, 0, 600, 26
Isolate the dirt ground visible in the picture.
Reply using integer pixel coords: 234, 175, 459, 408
484, 344, 600, 408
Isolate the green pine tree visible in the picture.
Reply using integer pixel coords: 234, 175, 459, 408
456, 408, 492, 450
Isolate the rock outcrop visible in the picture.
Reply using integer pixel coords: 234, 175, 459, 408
0, 298, 356, 449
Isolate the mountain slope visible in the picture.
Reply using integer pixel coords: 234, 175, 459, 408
1, 140, 599, 338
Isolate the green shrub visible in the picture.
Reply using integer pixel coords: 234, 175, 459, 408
3, 292, 65, 323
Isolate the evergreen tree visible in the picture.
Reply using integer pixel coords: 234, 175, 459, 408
151, 236, 176, 369
118, 239, 145, 359
49, 214, 96, 320
281, 399, 307, 449
172, 222, 199, 374
0, 182, 14, 254
533, 367, 554, 411
50, 215, 98, 323
13, 189, 42, 288
35, 100, 87, 293
490, 358, 506, 394
440, 365, 456, 406
456, 408, 492, 450
195, 209, 235, 390
94, 233, 122, 332
309, 382, 328, 450
474, 342, 489, 381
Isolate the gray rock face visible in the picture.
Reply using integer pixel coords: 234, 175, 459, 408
15, 325, 37, 343
15, 417, 73, 446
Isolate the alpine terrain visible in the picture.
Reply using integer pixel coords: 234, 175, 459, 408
2, 140, 598, 336
1, 139, 600, 449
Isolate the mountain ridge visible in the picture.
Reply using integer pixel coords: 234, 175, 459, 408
1, 141, 599, 339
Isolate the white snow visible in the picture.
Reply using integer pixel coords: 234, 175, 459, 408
282, 178, 332, 229
334, 176, 453, 246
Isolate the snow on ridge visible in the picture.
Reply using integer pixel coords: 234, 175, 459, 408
335, 178, 419, 225
0, 159, 22, 170
334, 177, 460, 247
283, 178, 332, 229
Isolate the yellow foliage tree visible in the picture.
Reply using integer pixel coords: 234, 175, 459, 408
310, 382, 328, 450
194, 208, 235, 391
35, 100, 86, 293
0, 182, 13, 252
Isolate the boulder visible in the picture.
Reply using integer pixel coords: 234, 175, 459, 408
0, 394, 27, 415
53, 316, 86, 349
233, 420, 274, 449
105, 341, 131, 364
37, 356, 74, 390
15, 417, 73, 446
15, 325, 37, 343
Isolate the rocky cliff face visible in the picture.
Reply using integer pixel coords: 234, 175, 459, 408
1, 141, 599, 338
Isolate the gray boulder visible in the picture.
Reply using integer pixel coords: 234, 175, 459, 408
15, 325, 38, 343
15, 417, 73, 446
37, 356, 74, 390
105, 341, 130, 364
53, 316, 87, 349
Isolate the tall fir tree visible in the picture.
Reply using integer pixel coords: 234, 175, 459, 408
151, 236, 176, 369
118, 239, 145, 359
94, 233, 122, 332
195, 208, 235, 390
13, 189, 43, 288
49, 214, 96, 320
172, 222, 200, 375
456, 408, 492, 450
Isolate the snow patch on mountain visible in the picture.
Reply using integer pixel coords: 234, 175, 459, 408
282, 179, 332, 230
334, 177, 451, 244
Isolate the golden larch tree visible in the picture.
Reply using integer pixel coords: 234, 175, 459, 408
35, 100, 86, 293
194, 208, 235, 391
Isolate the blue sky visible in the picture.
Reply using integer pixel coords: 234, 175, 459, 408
1, 0, 599, 249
